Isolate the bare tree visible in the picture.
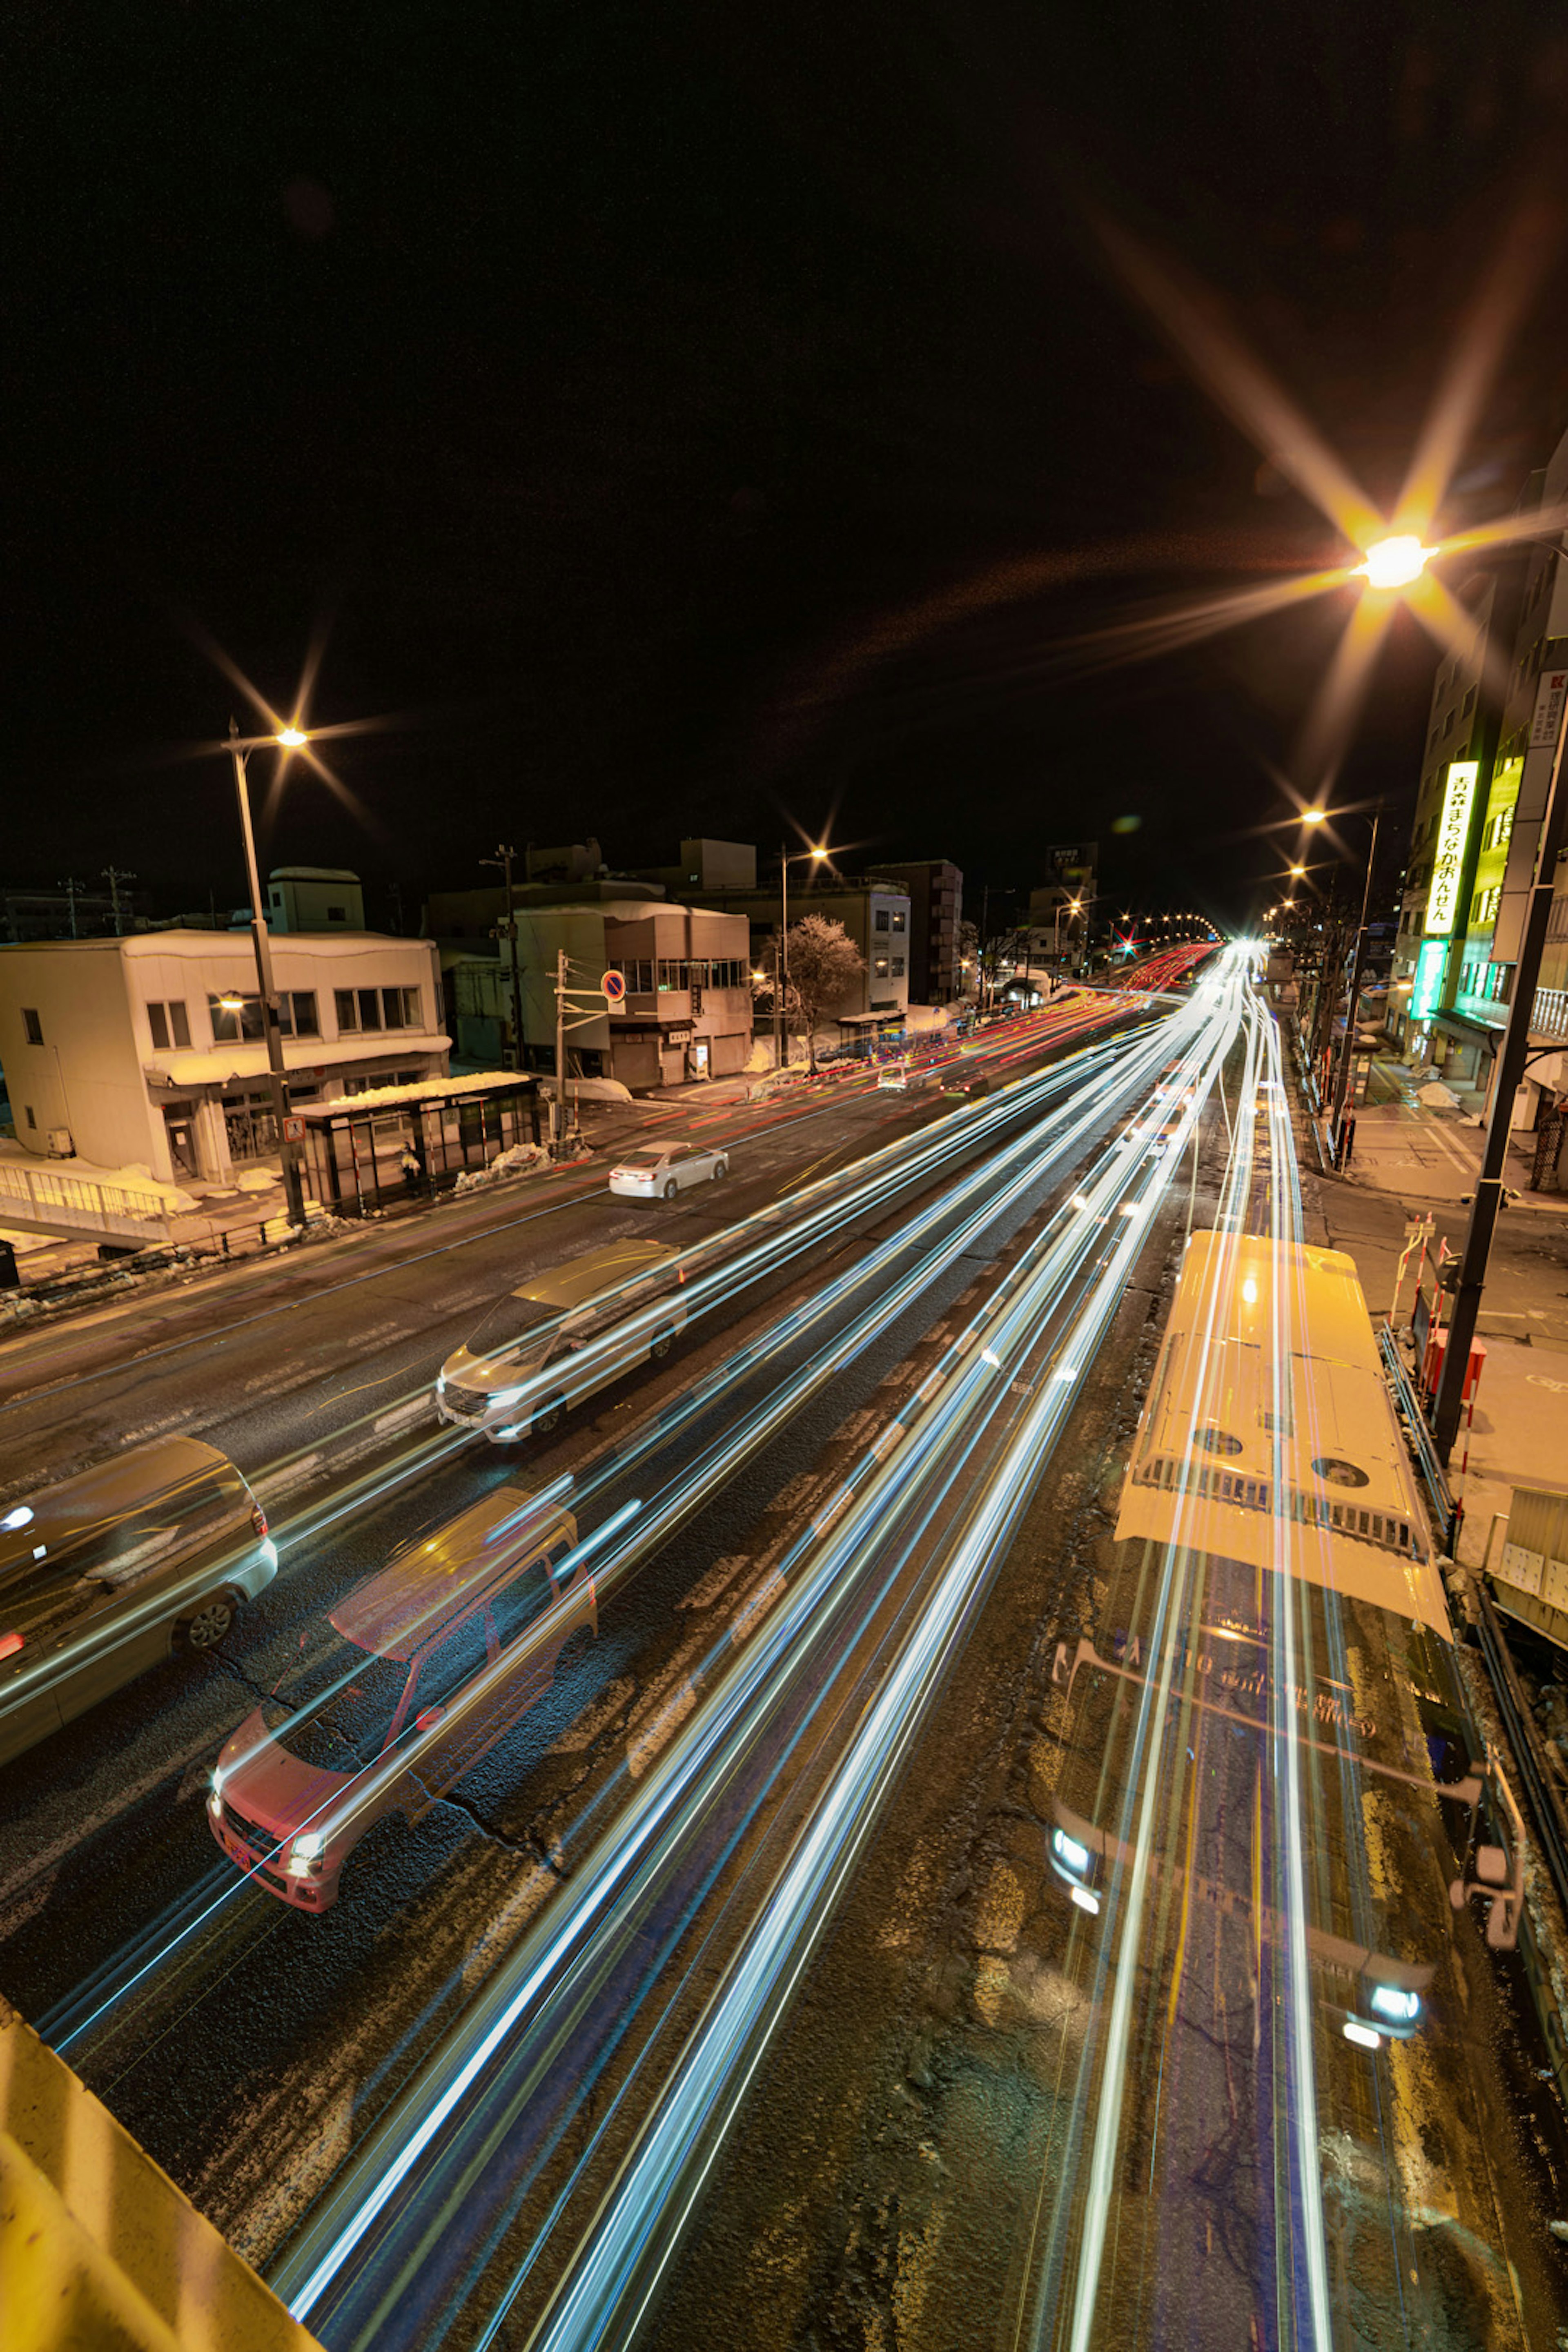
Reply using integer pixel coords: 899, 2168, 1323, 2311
782, 914, 866, 1069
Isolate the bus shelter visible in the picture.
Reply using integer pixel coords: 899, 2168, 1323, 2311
299, 1074, 541, 1216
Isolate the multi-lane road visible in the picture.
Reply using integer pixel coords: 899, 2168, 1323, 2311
10, 947, 1557, 2352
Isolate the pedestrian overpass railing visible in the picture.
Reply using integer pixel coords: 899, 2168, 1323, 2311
0, 1159, 172, 1247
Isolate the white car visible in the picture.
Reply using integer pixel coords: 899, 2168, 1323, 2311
608, 1141, 729, 1200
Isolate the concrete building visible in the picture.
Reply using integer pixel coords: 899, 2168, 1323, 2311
263, 867, 365, 932
866, 859, 962, 1002
449, 900, 753, 1090
0, 931, 447, 1185
684, 877, 913, 1039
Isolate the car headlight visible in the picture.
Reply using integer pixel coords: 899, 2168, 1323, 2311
436, 1372, 447, 1393
1051, 1827, 1090, 1878
487, 1385, 528, 1410
211, 1764, 227, 1799
1368, 1984, 1421, 2027
292, 1830, 326, 1861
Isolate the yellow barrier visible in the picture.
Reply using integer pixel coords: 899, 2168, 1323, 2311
0, 1994, 321, 2351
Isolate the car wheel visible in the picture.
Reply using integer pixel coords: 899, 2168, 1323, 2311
711, 1160, 727, 1178
663, 1178, 679, 1200
177, 1591, 237, 1653
649, 1328, 674, 1361
532, 1393, 568, 1438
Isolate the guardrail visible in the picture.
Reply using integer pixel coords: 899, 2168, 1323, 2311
0, 1161, 171, 1247
1378, 1321, 1459, 1555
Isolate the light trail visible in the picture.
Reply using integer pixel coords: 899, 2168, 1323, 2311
270, 959, 1248, 2344
47, 1002, 1187, 2059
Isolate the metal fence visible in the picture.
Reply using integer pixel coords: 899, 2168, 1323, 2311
0, 1159, 171, 1246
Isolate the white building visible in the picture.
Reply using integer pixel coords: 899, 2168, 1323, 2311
265, 866, 365, 932
0, 930, 448, 1184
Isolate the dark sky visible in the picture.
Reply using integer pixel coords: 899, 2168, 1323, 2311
10, 2, 1568, 928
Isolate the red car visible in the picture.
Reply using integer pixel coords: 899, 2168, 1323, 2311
208, 1485, 594, 1910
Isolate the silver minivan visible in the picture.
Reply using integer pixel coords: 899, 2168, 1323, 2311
0, 1436, 278, 1766
436, 1238, 686, 1443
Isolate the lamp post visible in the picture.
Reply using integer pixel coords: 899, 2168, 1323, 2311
227, 718, 309, 1231
776, 841, 829, 1067
1052, 894, 1084, 980
481, 843, 526, 1074
1301, 801, 1383, 1153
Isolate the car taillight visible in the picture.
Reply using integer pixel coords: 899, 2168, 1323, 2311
251, 1504, 269, 1539
0, 1631, 24, 1661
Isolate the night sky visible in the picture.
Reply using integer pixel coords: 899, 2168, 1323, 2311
10, 3, 1568, 929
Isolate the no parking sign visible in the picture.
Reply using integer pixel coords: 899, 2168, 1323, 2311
601, 969, 626, 1005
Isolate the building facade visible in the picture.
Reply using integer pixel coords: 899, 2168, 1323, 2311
0, 931, 448, 1184
448, 900, 753, 1090
685, 879, 913, 1033
265, 867, 365, 932
866, 860, 962, 1002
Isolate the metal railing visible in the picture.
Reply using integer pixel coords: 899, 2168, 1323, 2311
1377, 1321, 1459, 1555
0, 1159, 171, 1246
1531, 985, 1568, 1042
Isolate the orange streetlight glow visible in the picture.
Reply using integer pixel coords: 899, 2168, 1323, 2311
276, 726, 309, 748
1357, 534, 1431, 591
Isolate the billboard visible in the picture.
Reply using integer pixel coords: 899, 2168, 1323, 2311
1410, 938, 1448, 1022
1423, 761, 1479, 937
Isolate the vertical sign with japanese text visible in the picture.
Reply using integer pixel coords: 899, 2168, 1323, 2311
1423, 760, 1479, 936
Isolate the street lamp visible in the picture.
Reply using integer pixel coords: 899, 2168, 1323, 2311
1304, 799, 1383, 1152
1356, 535, 1432, 591
776, 841, 829, 1067
227, 717, 310, 1229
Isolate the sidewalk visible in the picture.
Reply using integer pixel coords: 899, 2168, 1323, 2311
1323, 1097, 1568, 1216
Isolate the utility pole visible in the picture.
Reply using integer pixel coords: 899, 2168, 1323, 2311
1327, 806, 1382, 1152
482, 844, 525, 1074
102, 866, 136, 937
555, 946, 568, 1152
388, 880, 405, 935
58, 877, 85, 938
1434, 710, 1568, 1457
226, 721, 306, 1232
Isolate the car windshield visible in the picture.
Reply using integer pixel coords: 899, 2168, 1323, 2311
461, 1291, 560, 1357
260, 1643, 413, 1774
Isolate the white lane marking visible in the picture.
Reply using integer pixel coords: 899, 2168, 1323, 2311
729, 1569, 787, 1647
628, 1679, 697, 1779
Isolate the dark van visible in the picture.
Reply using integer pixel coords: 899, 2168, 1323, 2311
0, 1437, 277, 1766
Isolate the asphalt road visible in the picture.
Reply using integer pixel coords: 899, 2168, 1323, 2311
0, 1001, 1164, 2290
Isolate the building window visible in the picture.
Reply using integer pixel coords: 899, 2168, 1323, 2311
1472, 885, 1501, 926
891, 911, 906, 933
290, 990, 320, 1038
892, 957, 905, 977
146, 999, 192, 1051
1462, 685, 1477, 717
612, 958, 655, 994
874, 910, 890, 931
327, 905, 347, 922
381, 985, 421, 1029
270, 888, 283, 906
335, 989, 359, 1032
21, 1008, 42, 1046
208, 991, 266, 1042
875, 956, 890, 978
657, 960, 690, 991
1486, 806, 1514, 851
24, 1105, 36, 1129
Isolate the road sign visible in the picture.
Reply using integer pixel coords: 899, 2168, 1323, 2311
282, 1114, 306, 1144
601, 969, 626, 1004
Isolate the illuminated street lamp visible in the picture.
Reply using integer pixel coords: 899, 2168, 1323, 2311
1356, 534, 1432, 591
776, 840, 830, 1067
227, 717, 311, 1230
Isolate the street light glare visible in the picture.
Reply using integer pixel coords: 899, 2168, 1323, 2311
809, 844, 829, 861
1301, 808, 1327, 826
1358, 534, 1429, 591
276, 726, 309, 748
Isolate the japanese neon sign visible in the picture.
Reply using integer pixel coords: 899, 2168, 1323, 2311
1424, 760, 1478, 936
1410, 939, 1448, 1022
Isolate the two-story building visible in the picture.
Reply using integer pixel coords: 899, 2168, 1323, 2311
0, 930, 448, 1184
443, 898, 753, 1091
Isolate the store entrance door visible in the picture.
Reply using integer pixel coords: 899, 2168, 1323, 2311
163, 1106, 198, 1179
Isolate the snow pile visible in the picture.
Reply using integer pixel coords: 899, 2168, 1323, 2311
536, 1076, 633, 1104
452, 1142, 553, 1194
1417, 1081, 1460, 1109
234, 1168, 279, 1194
903, 1003, 952, 1034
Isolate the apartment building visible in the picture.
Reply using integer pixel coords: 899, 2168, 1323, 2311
0, 930, 447, 1184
